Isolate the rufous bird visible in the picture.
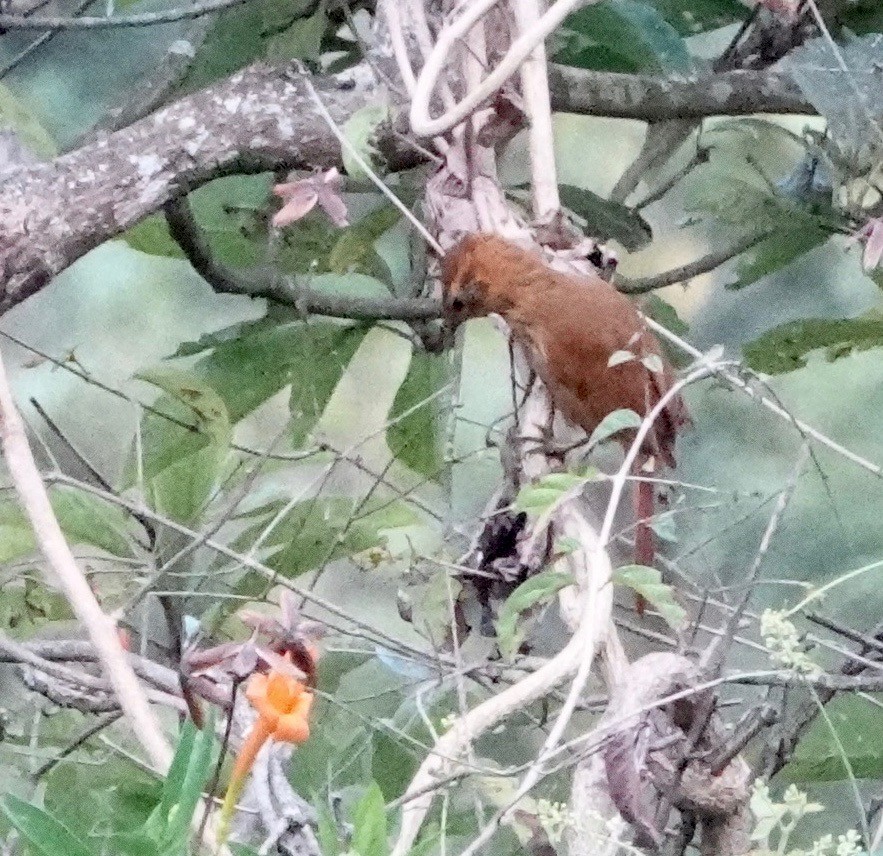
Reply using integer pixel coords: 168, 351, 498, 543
441, 233, 690, 585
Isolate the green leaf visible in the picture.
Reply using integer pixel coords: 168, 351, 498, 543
612, 565, 686, 629
328, 205, 401, 282
0, 82, 57, 159
285, 324, 369, 445
731, 228, 830, 290
125, 175, 273, 266
515, 469, 597, 515
351, 781, 387, 856
0, 488, 133, 564
1, 795, 94, 856
232, 498, 416, 587
137, 367, 230, 448
153, 722, 197, 831
133, 369, 231, 524
496, 571, 574, 658
159, 712, 216, 852
175, 0, 278, 91
555, 0, 694, 73
50, 487, 134, 558
173, 315, 368, 447
342, 105, 388, 182
0, 502, 40, 563
267, 5, 327, 60
558, 185, 652, 251
587, 408, 642, 448
743, 315, 883, 375
386, 350, 446, 479
124, 215, 187, 260
840, 0, 883, 35
44, 760, 160, 845
686, 175, 784, 229
784, 695, 883, 782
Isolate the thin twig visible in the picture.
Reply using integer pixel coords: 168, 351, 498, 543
0, 348, 172, 770
0, 0, 246, 28
618, 229, 773, 294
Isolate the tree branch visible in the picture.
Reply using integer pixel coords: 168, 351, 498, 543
163, 197, 440, 321
0, 56, 820, 319
0, 350, 172, 770
550, 66, 814, 120
0, 62, 421, 314
618, 229, 773, 294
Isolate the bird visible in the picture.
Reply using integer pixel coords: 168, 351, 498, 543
441, 233, 689, 586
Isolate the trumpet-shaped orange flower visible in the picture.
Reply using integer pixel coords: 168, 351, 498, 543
218, 653, 315, 842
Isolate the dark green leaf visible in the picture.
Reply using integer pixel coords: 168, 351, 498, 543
386, 350, 446, 479
328, 206, 401, 282
124, 175, 273, 266
176, 316, 367, 444
558, 185, 652, 251
731, 228, 830, 290
267, 6, 328, 61
840, 0, 883, 35
496, 571, 574, 658
555, 0, 694, 73
125, 215, 187, 260
743, 315, 883, 375
159, 712, 216, 851
351, 781, 387, 856
286, 324, 369, 445
1, 795, 94, 856
49, 487, 134, 558
784, 696, 883, 782
613, 565, 686, 629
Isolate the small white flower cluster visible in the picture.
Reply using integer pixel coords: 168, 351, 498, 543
750, 780, 862, 856
807, 829, 863, 856
536, 799, 574, 845
439, 712, 458, 732
760, 609, 820, 675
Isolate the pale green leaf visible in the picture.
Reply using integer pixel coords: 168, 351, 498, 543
613, 564, 686, 629
586, 408, 642, 448
496, 571, 574, 658
342, 105, 388, 182
351, 782, 387, 856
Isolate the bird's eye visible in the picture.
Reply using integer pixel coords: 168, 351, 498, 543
450, 296, 466, 312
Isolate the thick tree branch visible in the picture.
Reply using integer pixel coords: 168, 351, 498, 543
550, 66, 813, 120
0, 62, 421, 314
0, 59, 817, 317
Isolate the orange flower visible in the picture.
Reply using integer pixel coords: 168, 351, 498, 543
245, 664, 314, 744
218, 653, 315, 842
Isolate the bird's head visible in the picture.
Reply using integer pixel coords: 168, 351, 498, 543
441, 233, 532, 326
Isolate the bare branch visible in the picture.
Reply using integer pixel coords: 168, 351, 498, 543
163, 197, 439, 321
0, 0, 247, 29
550, 66, 814, 120
0, 351, 172, 770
